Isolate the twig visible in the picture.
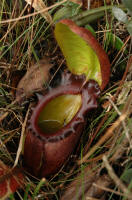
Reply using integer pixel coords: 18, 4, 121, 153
107, 95, 132, 148
103, 155, 132, 200
0, 108, 22, 125
13, 107, 30, 168
49, 59, 65, 85
93, 182, 130, 197
110, 138, 128, 163
0, 140, 14, 162
87, 0, 90, 10
115, 54, 132, 97
111, 36, 131, 66
0, 112, 8, 123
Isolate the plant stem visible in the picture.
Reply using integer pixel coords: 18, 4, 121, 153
71, 4, 125, 26
76, 12, 104, 26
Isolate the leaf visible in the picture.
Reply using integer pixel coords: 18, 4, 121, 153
112, 7, 128, 23
0, 161, 24, 200
32, 178, 45, 199
16, 57, 52, 99
106, 32, 127, 52
53, 3, 80, 22
85, 24, 96, 37
10, 70, 26, 97
55, 19, 110, 90
122, 0, 132, 14
53, 7, 74, 22
127, 19, 132, 36
55, 22, 101, 85
25, 0, 52, 23
121, 168, 132, 184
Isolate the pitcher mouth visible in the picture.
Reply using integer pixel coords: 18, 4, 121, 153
27, 76, 100, 143
37, 94, 82, 134
28, 89, 83, 142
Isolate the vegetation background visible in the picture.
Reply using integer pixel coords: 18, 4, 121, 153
0, 0, 132, 199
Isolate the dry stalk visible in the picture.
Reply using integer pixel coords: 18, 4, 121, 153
13, 107, 30, 168
111, 36, 131, 66
93, 182, 131, 197
25, 0, 52, 24
1, 4, 28, 42
78, 91, 132, 165
0, 0, 67, 24
107, 95, 132, 148
83, 55, 132, 157
103, 155, 132, 200
0, 112, 8, 123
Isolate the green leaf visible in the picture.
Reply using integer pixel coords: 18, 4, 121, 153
127, 20, 132, 36
32, 178, 46, 200
53, 7, 74, 22
106, 32, 127, 52
24, 184, 31, 200
121, 168, 132, 184
85, 24, 96, 37
122, 0, 132, 14
55, 22, 101, 85
53, 3, 81, 22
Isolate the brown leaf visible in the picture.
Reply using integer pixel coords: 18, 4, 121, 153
16, 57, 52, 99
0, 161, 24, 200
25, 0, 52, 23
10, 70, 26, 97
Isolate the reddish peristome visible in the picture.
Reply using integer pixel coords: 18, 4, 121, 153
60, 19, 110, 90
24, 72, 100, 177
